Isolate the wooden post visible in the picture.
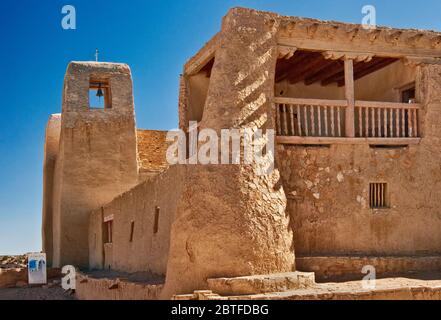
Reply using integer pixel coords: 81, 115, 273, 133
344, 58, 355, 137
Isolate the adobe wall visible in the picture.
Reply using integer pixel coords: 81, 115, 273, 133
162, 8, 295, 298
75, 272, 163, 300
89, 209, 103, 270
42, 114, 61, 267
277, 64, 441, 260
89, 165, 187, 275
51, 62, 139, 268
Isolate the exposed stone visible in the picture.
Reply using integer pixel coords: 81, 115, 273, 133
207, 272, 315, 296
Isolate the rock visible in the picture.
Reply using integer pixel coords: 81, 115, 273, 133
305, 180, 314, 189
337, 172, 344, 183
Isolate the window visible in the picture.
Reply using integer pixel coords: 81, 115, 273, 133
153, 207, 160, 234
89, 79, 111, 109
104, 220, 113, 244
369, 183, 388, 209
129, 221, 135, 242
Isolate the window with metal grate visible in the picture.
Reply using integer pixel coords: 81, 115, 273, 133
370, 183, 388, 209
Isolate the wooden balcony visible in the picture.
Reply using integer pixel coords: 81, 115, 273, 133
274, 97, 421, 146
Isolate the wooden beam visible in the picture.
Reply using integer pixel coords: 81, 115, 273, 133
321, 70, 345, 86
275, 52, 310, 82
278, 45, 298, 59
305, 61, 344, 85
274, 97, 347, 107
344, 59, 355, 138
277, 36, 441, 59
355, 100, 421, 110
288, 55, 329, 84
322, 58, 389, 86
321, 59, 375, 85
277, 136, 421, 145
337, 58, 397, 86
302, 59, 338, 85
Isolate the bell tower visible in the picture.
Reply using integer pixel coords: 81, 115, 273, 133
45, 62, 139, 268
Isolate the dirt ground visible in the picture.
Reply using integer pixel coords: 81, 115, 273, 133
0, 255, 74, 300
2, 254, 441, 300
0, 287, 75, 300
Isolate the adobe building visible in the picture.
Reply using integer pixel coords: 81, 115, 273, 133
42, 7, 441, 299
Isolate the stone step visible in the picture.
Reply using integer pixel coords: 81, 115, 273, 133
207, 272, 315, 296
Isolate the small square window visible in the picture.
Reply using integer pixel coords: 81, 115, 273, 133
89, 79, 112, 109
369, 183, 388, 209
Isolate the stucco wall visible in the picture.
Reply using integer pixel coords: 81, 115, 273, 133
51, 62, 139, 268
88, 165, 187, 275
89, 209, 103, 270
42, 114, 61, 267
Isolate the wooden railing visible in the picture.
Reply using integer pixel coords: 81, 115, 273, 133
274, 97, 347, 137
274, 97, 421, 140
355, 101, 420, 138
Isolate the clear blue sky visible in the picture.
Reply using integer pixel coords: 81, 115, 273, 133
0, 0, 440, 255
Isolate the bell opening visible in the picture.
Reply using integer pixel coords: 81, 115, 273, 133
89, 80, 111, 109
